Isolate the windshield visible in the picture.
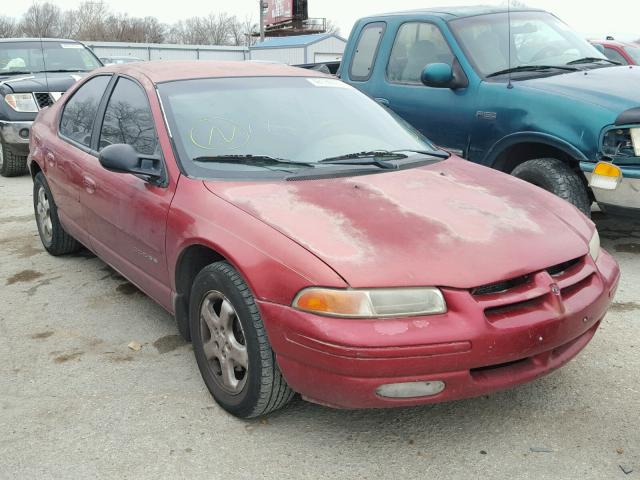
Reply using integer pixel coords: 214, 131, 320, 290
0, 41, 101, 74
450, 11, 607, 77
159, 76, 441, 179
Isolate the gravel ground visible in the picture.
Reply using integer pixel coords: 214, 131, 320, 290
0, 174, 638, 480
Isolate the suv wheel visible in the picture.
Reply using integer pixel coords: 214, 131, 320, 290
0, 140, 28, 177
190, 261, 295, 418
511, 157, 591, 216
33, 172, 81, 255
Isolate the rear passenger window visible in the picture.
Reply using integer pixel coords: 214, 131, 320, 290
387, 22, 454, 83
98, 77, 158, 155
60, 75, 111, 147
350, 22, 385, 81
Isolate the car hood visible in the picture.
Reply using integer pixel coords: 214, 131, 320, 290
204, 158, 594, 289
521, 66, 640, 114
0, 71, 88, 93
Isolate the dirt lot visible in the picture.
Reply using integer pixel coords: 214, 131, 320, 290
0, 174, 638, 479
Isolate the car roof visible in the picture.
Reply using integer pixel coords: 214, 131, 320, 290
591, 39, 638, 49
0, 38, 80, 43
372, 5, 545, 21
96, 60, 327, 84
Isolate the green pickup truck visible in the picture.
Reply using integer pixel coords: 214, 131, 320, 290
326, 6, 640, 217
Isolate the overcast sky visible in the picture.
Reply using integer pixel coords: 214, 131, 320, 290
5, 1, 640, 41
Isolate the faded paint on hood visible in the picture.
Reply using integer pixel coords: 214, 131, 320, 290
204, 158, 594, 289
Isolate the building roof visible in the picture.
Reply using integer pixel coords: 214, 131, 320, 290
251, 33, 346, 49
97, 60, 326, 83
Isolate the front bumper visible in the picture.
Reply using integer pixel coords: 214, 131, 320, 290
583, 163, 640, 218
259, 251, 620, 409
0, 120, 32, 152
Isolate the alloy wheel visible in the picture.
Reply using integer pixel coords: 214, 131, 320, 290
199, 290, 248, 394
36, 185, 53, 244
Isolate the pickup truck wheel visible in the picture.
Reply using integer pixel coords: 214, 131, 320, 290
511, 158, 591, 217
33, 172, 81, 255
0, 140, 28, 177
190, 262, 295, 418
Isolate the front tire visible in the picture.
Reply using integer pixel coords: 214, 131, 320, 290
511, 158, 591, 217
0, 140, 28, 177
33, 172, 81, 255
190, 261, 294, 418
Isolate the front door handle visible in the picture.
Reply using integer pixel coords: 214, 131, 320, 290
82, 175, 96, 194
374, 97, 390, 106
46, 152, 55, 167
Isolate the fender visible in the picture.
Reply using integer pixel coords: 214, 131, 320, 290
482, 131, 589, 170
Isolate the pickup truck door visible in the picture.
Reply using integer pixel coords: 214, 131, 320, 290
363, 21, 477, 157
78, 76, 176, 308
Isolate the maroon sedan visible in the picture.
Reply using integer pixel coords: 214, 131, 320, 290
591, 39, 640, 65
28, 61, 620, 418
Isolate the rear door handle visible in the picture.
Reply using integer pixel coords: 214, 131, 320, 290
46, 152, 55, 167
82, 175, 96, 194
375, 97, 390, 106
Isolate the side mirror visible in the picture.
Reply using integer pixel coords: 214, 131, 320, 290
421, 63, 454, 88
421, 62, 468, 89
99, 143, 163, 183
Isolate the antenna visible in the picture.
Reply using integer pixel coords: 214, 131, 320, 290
39, 38, 50, 94
507, 0, 513, 89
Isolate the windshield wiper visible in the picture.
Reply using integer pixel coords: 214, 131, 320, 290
319, 149, 449, 168
566, 57, 620, 65
193, 155, 315, 169
0, 71, 34, 76
486, 65, 579, 78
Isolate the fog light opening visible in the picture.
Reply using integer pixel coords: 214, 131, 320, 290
376, 381, 445, 399
19, 128, 30, 139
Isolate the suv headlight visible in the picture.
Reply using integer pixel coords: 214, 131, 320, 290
602, 127, 640, 158
4, 93, 38, 113
292, 287, 447, 318
589, 229, 600, 262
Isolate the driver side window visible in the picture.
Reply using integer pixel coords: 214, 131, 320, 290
387, 22, 454, 83
98, 77, 158, 155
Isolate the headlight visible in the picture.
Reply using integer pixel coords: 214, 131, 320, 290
4, 93, 38, 113
631, 127, 640, 157
292, 287, 447, 318
602, 127, 638, 158
589, 229, 600, 262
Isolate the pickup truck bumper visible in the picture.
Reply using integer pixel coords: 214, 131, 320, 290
583, 162, 640, 218
0, 120, 32, 153
259, 251, 619, 409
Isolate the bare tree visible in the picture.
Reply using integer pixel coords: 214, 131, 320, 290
74, 1, 109, 41
0, 16, 18, 38
324, 19, 340, 36
20, 2, 62, 37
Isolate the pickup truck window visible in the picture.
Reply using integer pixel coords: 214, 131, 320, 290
450, 11, 605, 78
60, 75, 111, 148
350, 22, 385, 81
98, 77, 158, 155
387, 22, 454, 83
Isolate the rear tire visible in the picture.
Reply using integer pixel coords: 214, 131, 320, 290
0, 140, 28, 177
190, 261, 294, 418
33, 172, 81, 255
511, 158, 591, 217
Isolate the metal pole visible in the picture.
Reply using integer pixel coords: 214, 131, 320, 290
259, 0, 265, 42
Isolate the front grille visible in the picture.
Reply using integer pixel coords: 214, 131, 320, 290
34, 92, 54, 109
471, 255, 596, 326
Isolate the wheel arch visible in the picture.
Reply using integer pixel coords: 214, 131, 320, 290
173, 243, 228, 341
484, 132, 588, 173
